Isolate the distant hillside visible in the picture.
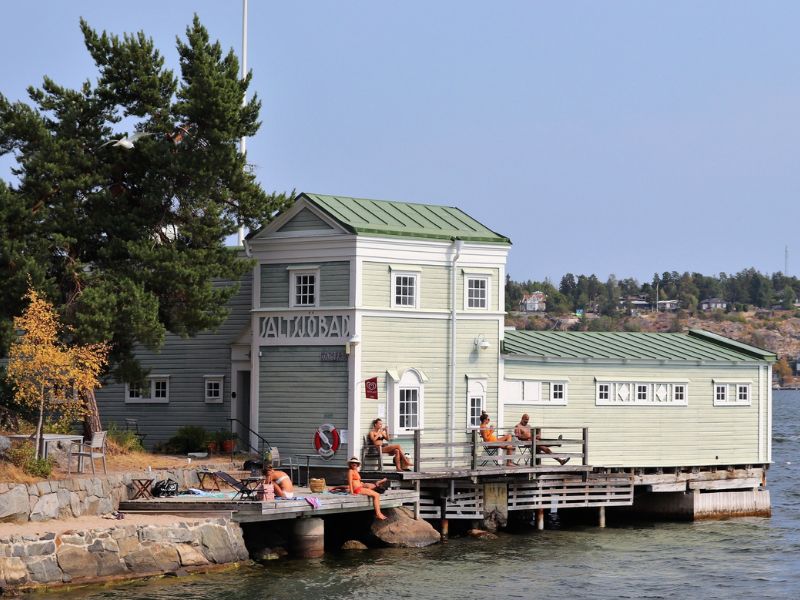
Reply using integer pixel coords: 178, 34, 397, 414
506, 310, 800, 360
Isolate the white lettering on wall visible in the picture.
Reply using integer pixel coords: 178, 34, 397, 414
259, 314, 352, 341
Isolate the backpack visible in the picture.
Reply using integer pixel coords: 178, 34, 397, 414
152, 478, 179, 498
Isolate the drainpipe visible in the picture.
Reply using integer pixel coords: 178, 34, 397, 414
449, 239, 463, 457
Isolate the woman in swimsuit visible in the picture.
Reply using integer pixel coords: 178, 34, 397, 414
368, 418, 412, 471
263, 465, 294, 498
479, 411, 516, 467
347, 457, 388, 520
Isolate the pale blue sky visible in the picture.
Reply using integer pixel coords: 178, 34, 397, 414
2, 1, 798, 282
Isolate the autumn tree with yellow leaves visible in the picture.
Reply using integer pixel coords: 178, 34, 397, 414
6, 287, 108, 459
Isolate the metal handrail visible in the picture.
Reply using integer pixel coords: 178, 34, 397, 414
227, 418, 272, 460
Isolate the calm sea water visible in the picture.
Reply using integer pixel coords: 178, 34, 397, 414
41, 391, 800, 600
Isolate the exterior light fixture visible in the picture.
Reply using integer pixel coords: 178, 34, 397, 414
474, 335, 490, 351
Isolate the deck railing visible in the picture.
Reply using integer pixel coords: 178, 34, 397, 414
403, 427, 589, 473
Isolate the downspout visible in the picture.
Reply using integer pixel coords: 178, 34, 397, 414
449, 238, 464, 458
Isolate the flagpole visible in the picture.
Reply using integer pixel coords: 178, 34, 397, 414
237, 0, 248, 246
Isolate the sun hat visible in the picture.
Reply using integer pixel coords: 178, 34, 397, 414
348, 456, 361, 465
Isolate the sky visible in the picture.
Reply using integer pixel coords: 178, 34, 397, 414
1, 1, 798, 283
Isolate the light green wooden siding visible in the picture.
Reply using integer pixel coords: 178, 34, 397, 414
259, 345, 349, 466
278, 208, 333, 232
501, 361, 764, 467
362, 262, 499, 312
260, 261, 350, 308
359, 316, 499, 449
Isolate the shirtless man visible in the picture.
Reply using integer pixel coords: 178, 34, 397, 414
263, 464, 295, 498
514, 413, 569, 465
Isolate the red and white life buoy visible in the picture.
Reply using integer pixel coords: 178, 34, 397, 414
313, 424, 340, 459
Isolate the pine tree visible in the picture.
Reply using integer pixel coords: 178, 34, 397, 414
0, 17, 291, 380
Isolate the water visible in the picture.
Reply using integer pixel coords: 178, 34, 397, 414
40, 391, 800, 599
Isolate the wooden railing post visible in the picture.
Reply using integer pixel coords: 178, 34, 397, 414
471, 429, 479, 470
531, 427, 538, 467
413, 429, 422, 472
582, 427, 589, 465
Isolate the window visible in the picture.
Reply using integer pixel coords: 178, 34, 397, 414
393, 273, 418, 308
551, 382, 566, 402
737, 384, 750, 403
713, 381, 752, 406
465, 276, 489, 310
388, 368, 427, 434
204, 375, 224, 404
673, 385, 686, 402
467, 377, 487, 428
399, 388, 419, 430
125, 376, 170, 404
287, 266, 320, 308
715, 385, 727, 403
596, 380, 688, 406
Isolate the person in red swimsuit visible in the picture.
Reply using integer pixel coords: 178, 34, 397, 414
347, 457, 388, 520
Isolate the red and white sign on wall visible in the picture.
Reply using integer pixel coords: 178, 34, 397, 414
365, 377, 378, 399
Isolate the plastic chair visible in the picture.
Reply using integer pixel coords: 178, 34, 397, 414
67, 431, 108, 475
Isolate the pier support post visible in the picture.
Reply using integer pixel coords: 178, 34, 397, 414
536, 509, 544, 531
292, 517, 324, 558
598, 506, 606, 528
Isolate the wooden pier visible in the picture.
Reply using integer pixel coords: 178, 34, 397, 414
119, 488, 419, 523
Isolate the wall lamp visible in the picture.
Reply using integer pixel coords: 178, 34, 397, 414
346, 334, 361, 355
474, 335, 490, 351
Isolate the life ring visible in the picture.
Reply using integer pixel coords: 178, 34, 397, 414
313, 424, 340, 459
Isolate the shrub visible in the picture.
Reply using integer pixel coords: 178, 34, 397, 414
164, 426, 208, 454
107, 422, 144, 454
5, 441, 55, 478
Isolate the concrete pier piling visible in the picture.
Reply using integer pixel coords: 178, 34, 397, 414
292, 517, 325, 558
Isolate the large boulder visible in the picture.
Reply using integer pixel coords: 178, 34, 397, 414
0, 486, 31, 523
369, 507, 440, 548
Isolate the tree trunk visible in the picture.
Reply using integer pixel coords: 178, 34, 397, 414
83, 389, 102, 439
35, 384, 45, 460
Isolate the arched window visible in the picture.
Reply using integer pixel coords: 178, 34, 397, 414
387, 368, 427, 434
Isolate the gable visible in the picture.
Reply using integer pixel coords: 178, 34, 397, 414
278, 208, 334, 233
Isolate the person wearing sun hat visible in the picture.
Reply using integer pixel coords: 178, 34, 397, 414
346, 456, 389, 520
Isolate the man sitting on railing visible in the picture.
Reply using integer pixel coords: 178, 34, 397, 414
514, 413, 569, 466
479, 411, 516, 467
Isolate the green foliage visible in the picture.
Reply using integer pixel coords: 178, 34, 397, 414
164, 425, 208, 453
5, 441, 55, 478
107, 421, 144, 453
0, 17, 292, 378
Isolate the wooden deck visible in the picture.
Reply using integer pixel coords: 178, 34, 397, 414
119, 488, 418, 523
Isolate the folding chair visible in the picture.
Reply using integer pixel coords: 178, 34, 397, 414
214, 471, 261, 501
67, 431, 108, 475
360, 435, 385, 470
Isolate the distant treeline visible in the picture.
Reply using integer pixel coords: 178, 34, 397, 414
506, 269, 800, 315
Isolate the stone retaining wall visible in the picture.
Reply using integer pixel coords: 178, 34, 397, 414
0, 469, 202, 524
0, 518, 249, 593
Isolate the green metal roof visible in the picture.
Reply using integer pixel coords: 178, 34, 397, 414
502, 329, 776, 362
300, 193, 511, 244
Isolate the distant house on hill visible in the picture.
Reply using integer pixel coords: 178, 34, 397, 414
657, 299, 680, 312
519, 291, 546, 312
700, 298, 728, 311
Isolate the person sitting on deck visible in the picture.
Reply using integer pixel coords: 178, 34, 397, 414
479, 411, 516, 467
263, 464, 294, 498
514, 413, 569, 466
347, 456, 389, 520
368, 418, 412, 471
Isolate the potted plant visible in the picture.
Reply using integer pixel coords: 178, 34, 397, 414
216, 430, 238, 453
206, 433, 218, 454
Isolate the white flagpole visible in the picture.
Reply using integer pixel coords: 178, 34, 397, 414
237, 0, 248, 246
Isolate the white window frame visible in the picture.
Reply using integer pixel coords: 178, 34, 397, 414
550, 382, 567, 404
391, 271, 420, 309
595, 379, 689, 406
466, 377, 487, 429
204, 374, 224, 404
502, 379, 567, 405
464, 274, 490, 311
388, 368, 427, 434
125, 375, 170, 404
713, 380, 752, 406
288, 267, 320, 308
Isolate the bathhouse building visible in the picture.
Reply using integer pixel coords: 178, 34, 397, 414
94, 193, 775, 506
